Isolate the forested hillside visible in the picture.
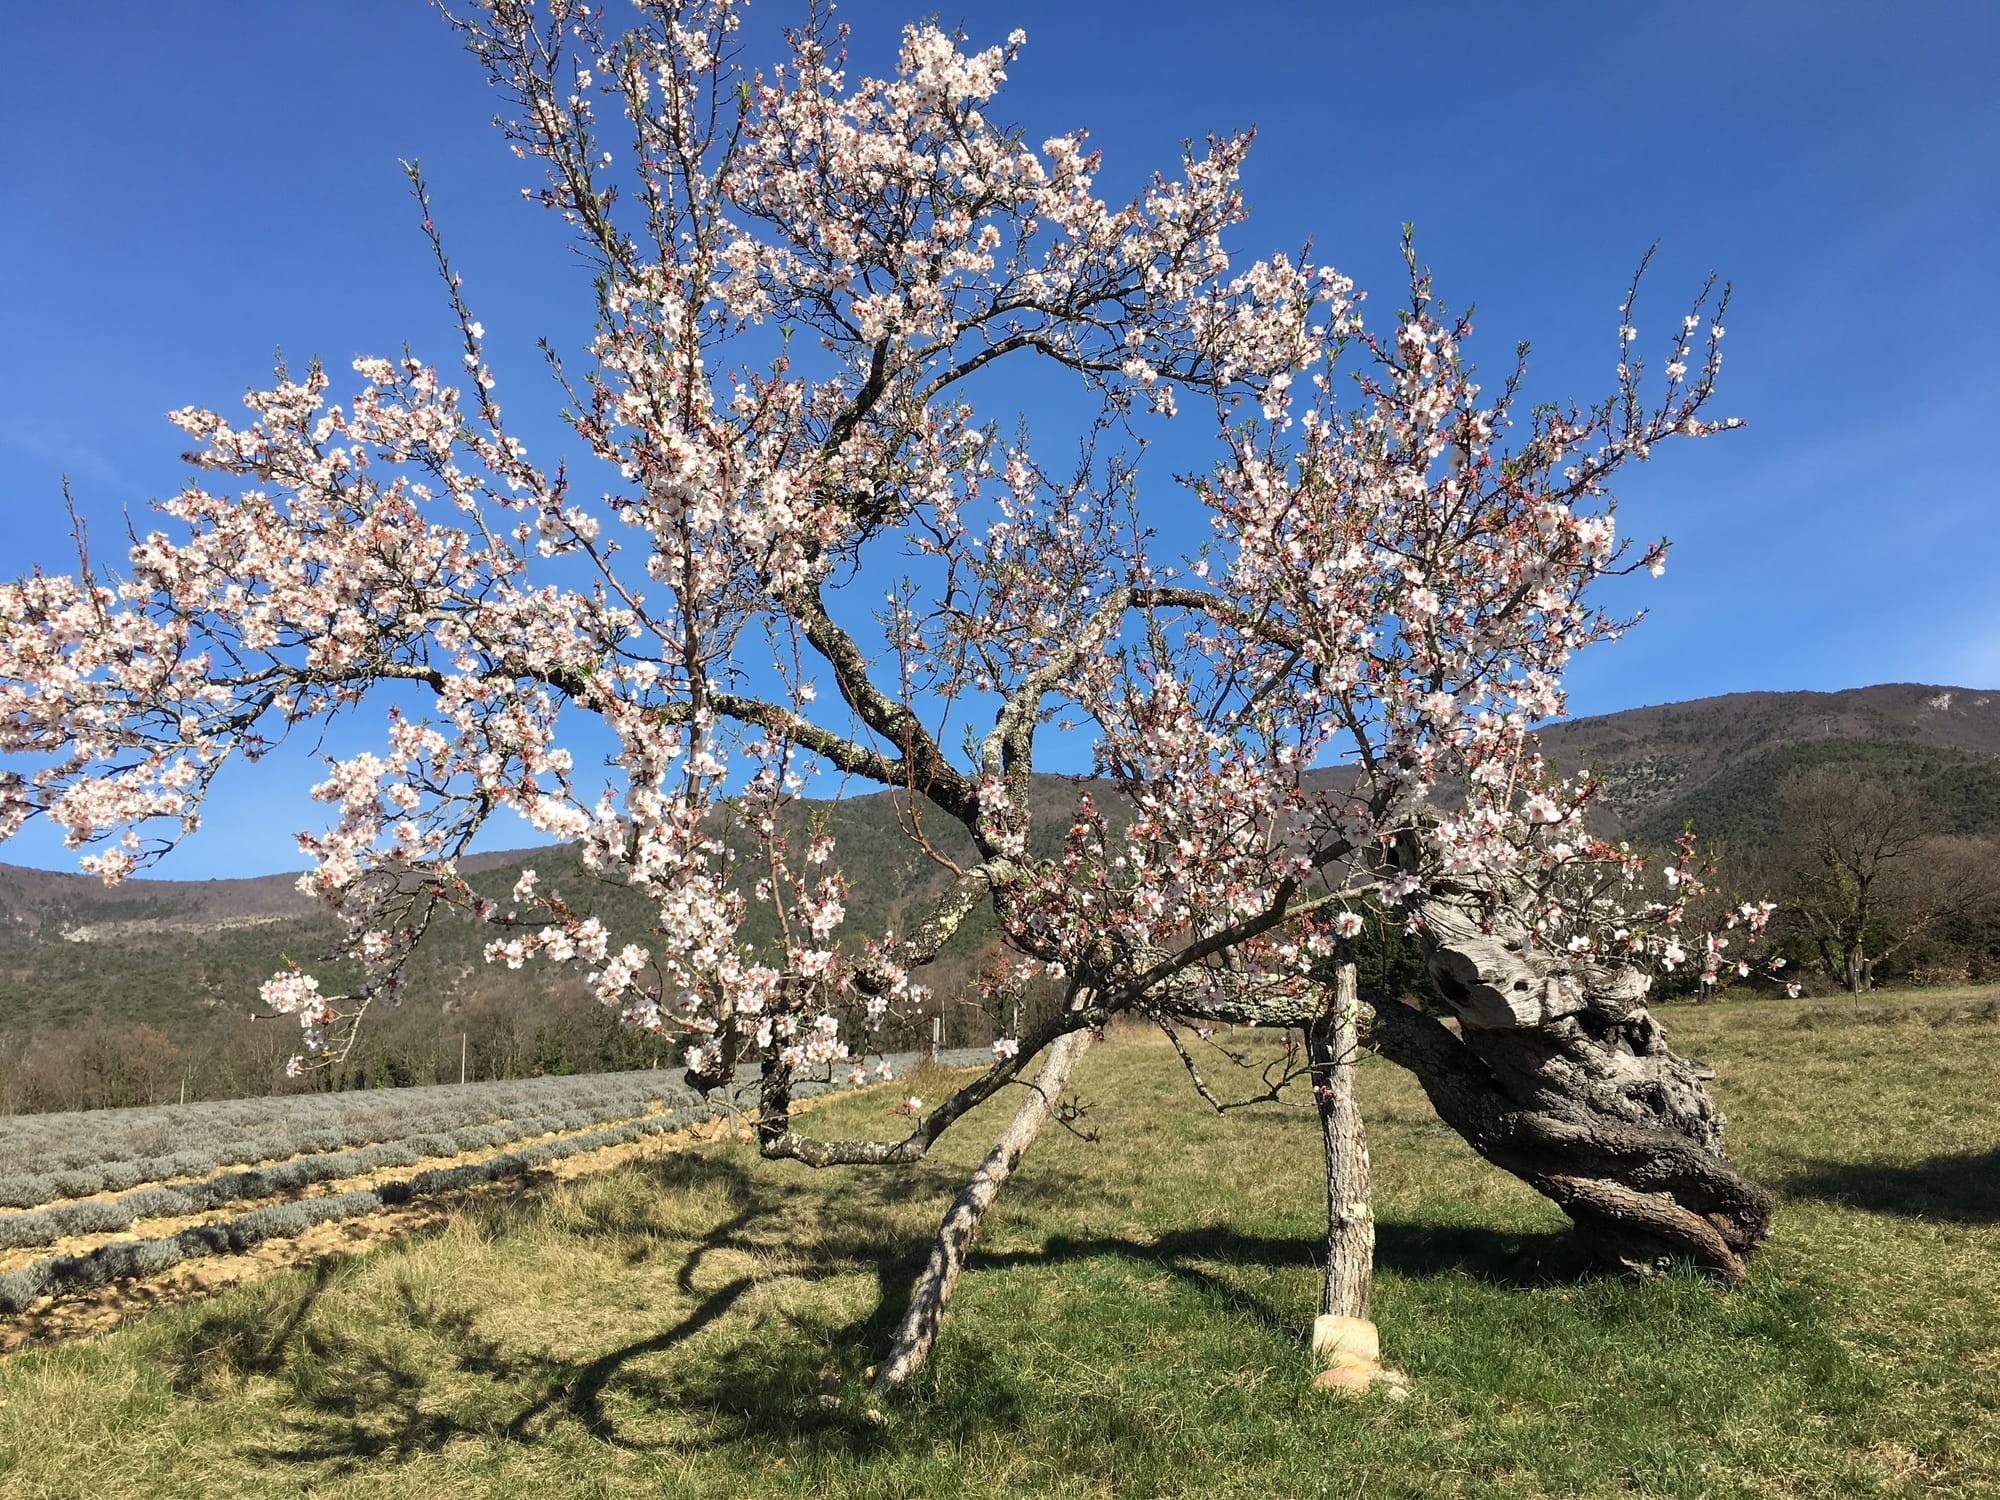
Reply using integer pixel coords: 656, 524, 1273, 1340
4, 684, 1996, 1109
1535, 682, 2000, 843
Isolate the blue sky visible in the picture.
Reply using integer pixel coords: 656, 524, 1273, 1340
2, 1, 1996, 877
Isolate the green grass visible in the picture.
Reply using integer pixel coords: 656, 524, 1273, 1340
1, 997, 1997, 1498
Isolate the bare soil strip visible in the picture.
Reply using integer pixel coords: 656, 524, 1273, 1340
0, 1100, 683, 1275
0, 1109, 744, 1355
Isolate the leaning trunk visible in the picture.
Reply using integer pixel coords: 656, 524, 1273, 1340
871, 1029, 1094, 1393
1368, 897, 1774, 1279
1156, 886, 1776, 1281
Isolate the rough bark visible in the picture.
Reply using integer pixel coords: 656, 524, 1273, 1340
1378, 897, 1774, 1279
871, 1028, 1094, 1393
1309, 963, 1373, 1319
1151, 900, 1773, 1280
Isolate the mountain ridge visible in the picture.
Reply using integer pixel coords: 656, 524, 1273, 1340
7, 681, 1998, 931
4, 681, 1997, 1105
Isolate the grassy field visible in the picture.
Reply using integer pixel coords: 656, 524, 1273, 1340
0, 993, 1995, 1499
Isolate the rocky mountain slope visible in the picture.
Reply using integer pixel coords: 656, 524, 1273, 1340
1536, 683, 2000, 848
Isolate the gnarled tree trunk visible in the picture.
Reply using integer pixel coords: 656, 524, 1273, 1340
1160, 897, 1773, 1281
1369, 898, 1773, 1279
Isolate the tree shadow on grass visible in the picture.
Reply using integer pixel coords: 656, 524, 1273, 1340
962, 1218, 1598, 1343
1779, 1144, 2000, 1224
205, 1149, 1035, 1474
1377, 1218, 1600, 1285
969, 1218, 1597, 1293
166, 1255, 346, 1396
173, 1148, 1600, 1475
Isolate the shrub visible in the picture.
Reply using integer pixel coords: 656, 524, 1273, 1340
0, 1175, 58, 1210
0, 1210, 57, 1250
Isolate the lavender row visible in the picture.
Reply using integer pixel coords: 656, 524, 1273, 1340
0, 1103, 646, 1251
0, 1097, 720, 1312
0, 1069, 713, 1178
0, 1050, 995, 1312
0, 1066, 750, 1207
0, 1050, 995, 1212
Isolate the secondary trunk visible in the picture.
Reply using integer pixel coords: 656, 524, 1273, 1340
871, 1028, 1094, 1393
1307, 962, 1395, 1393
1309, 962, 1372, 1320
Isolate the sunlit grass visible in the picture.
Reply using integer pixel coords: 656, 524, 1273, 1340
1, 990, 1995, 1498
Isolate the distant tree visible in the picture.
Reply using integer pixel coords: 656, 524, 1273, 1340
0, 0, 1776, 1389
8, 1014, 187, 1111
1770, 765, 2000, 995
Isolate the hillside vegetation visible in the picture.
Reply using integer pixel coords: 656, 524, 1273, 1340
1537, 682, 2000, 834
4, 683, 1999, 1110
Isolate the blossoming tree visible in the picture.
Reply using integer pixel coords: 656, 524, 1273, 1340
0, 0, 1777, 1389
